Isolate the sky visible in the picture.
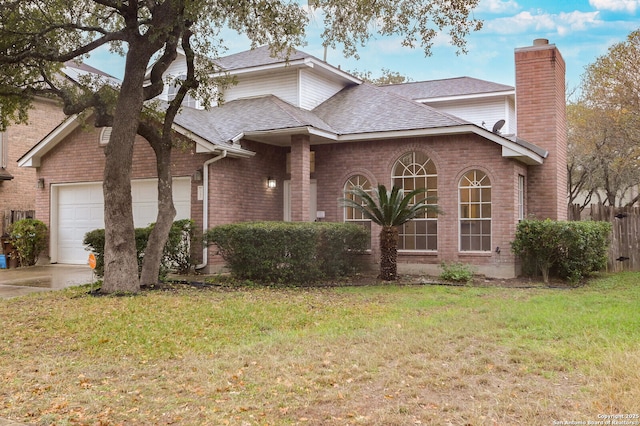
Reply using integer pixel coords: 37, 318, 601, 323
86, 0, 639, 90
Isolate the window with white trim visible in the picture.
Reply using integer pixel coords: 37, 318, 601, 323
167, 74, 199, 109
392, 151, 438, 251
0, 132, 7, 169
518, 174, 525, 220
343, 174, 372, 249
459, 169, 491, 251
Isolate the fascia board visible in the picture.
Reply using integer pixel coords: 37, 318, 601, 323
242, 124, 543, 165
18, 114, 82, 168
171, 124, 255, 157
213, 57, 361, 85
335, 125, 544, 165
417, 90, 515, 103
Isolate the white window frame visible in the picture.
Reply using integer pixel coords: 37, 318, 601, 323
343, 175, 373, 249
392, 151, 438, 251
167, 74, 201, 109
0, 132, 7, 169
518, 174, 525, 221
459, 169, 492, 252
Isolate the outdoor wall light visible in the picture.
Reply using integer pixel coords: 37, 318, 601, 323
267, 177, 277, 189
37, 178, 45, 189
193, 169, 203, 182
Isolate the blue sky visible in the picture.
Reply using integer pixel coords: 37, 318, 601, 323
86, 0, 639, 90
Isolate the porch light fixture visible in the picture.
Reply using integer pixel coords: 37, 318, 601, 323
37, 178, 45, 189
267, 177, 277, 189
193, 169, 203, 182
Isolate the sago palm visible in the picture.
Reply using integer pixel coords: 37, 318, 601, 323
342, 184, 439, 281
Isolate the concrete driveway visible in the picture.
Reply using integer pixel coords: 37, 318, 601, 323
0, 264, 94, 299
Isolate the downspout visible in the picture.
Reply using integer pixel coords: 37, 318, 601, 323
196, 149, 227, 270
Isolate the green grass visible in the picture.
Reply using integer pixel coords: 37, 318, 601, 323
1, 273, 639, 425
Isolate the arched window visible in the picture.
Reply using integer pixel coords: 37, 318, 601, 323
459, 170, 491, 251
392, 151, 438, 251
343, 175, 372, 248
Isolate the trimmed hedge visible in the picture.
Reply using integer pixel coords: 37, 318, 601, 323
204, 221, 369, 284
83, 219, 195, 278
511, 219, 611, 283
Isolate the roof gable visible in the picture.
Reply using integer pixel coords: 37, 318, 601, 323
214, 45, 310, 71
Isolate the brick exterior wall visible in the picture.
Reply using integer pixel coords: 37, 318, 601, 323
34, 119, 532, 278
515, 40, 567, 220
312, 134, 526, 278
0, 98, 65, 237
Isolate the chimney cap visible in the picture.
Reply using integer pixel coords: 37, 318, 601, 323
533, 38, 549, 46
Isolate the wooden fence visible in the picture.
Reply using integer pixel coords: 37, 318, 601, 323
1, 210, 35, 236
572, 204, 640, 272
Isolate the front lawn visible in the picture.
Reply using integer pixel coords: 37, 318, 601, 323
1, 273, 639, 425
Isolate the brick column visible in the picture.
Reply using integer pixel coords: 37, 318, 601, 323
290, 134, 310, 222
515, 39, 567, 220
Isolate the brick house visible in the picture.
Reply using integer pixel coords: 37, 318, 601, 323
0, 98, 66, 237
19, 38, 566, 278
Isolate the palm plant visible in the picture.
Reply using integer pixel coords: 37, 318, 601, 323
342, 184, 440, 281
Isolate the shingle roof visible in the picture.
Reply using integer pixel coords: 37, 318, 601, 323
313, 83, 468, 134
174, 95, 336, 144
379, 77, 513, 100
214, 45, 312, 71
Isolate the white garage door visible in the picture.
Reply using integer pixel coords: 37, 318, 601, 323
54, 178, 191, 264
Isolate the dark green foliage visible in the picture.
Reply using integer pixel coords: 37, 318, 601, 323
84, 219, 195, 278
512, 219, 611, 283
8, 218, 48, 266
204, 221, 368, 284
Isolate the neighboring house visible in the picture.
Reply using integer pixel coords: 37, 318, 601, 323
0, 98, 66, 237
19, 38, 567, 278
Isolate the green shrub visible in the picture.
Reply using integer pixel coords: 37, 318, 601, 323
8, 218, 48, 267
439, 262, 475, 283
204, 221, 368, 284
512, 219, 611, 283
83, 219, 196, 278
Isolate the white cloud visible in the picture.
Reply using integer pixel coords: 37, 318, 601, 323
589, 0, 639, 13
476, 0, 521, 14
484, 10, 601, 35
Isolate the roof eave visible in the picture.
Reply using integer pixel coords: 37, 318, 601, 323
242, 124, 545, 165
215, 57, 361, 85
417, 90, 515, 103
18, 114, 82, 168
171, 124, 256, 158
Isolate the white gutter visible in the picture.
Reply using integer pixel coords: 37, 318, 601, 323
196, 149, 228, 270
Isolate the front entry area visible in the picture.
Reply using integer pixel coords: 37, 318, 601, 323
50, 178, 191, 264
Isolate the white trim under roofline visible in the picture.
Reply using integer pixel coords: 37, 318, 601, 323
416, 90, 515, 103
171, 124, 255, 158
243, 125, 545, 165
214, 57, 361, 85
19, 114, 81, 168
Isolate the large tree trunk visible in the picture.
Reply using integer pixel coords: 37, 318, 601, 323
379, 225, 398, 280
139, 142, 176, 287
101, 47, 152, 294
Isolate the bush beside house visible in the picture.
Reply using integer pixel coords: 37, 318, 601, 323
7, 218, 48, 267
84, 219, 195, 278
205, 222, 369, 284
512, 219, 611, 283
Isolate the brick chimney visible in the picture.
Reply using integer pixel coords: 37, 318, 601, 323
515, 39, 567, 220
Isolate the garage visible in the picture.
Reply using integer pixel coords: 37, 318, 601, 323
51, 178, 191, 264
